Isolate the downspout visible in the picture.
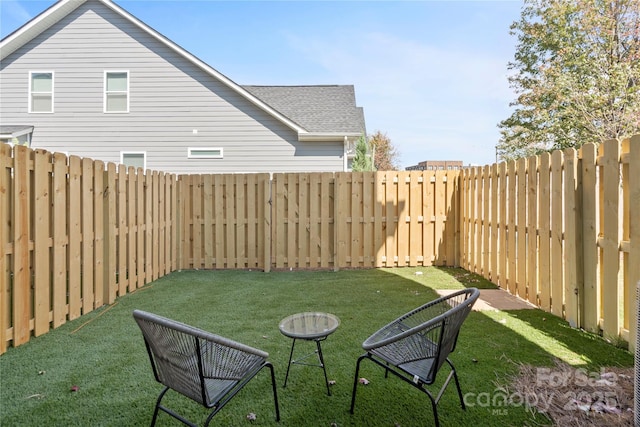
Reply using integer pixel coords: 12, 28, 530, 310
343, 135, 348, 171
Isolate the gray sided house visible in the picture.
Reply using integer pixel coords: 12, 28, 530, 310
0, 0, 366, 174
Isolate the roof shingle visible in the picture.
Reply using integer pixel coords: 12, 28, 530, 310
242, 85, 366, 135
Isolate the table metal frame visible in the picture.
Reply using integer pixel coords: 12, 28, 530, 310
279, 312, 339, 396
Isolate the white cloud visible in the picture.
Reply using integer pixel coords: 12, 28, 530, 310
285, 30, 515, 167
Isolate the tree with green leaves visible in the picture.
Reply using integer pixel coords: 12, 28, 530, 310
369, 131, 400, 171
498, 0, 640, 160
351, 135, 374, 171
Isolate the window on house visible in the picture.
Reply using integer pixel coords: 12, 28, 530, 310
105, 71, 129, 113
29, 72, 53, 113
188, 148, 223, 159
121, 152, 145, 170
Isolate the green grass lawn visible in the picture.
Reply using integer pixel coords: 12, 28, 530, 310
0, 267, 633, 426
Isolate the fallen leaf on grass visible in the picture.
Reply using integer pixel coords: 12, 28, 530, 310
25, 394, 45, 400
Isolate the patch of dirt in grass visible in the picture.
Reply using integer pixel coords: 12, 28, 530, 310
506, 359, 634, 426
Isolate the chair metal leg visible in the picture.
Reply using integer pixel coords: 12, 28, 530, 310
425, 389, 440, 427
154, 386, 199, 427
150, 386, 169, 427
266, 362, 281, 421
349, 354, 367, 414
350, 353, 450, 427
446, 358, 466, 410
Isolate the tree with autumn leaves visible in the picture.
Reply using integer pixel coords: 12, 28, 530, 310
498, 0, 640, 160
369, 131, 400, 171
351, 131, 400, 171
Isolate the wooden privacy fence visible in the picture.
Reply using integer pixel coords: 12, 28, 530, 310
177, 170, 459, 270
1, 135, 639, 354
0, 144, 177, 354
460, 136, 640, 350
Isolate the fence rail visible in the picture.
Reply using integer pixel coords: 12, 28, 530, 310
1, 136, 638, 354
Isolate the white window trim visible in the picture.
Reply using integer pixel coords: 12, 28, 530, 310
121, 151, 146, 170
188, 147, 224, 159
29, 71, 54, 113
104, 70, 129, 113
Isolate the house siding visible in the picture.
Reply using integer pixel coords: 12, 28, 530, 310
0, 1, 345, 173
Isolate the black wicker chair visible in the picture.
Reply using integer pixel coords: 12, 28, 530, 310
350, 288, 480, 427
133, 310, 280, 427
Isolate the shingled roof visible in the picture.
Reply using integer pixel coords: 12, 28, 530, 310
243, 85, 366, 136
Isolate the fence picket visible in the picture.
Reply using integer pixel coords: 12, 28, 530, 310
538, 153, 551, 311
104, 163, 117, 305
507, 161, 517, 295
482, 166, 490, 276
498, 162, 508, 288
397, 172, 410, 266
581, 144, 598, 332
601, 140, 621, 338
468, 169, 477, 272
34, 150, 51, 336
517, 158, 527, 300
13, 146, 30, 345
116, 166, 127, 297
490, 164, 498, 281
550, 150, 564, 317
0, 144, 9, 353
527, 156, 538, 305
447, 169, 458, 266
564, 148, 579, 328
94, 161, 105, 301
68, 156, 82, 320
81, 159, 95, 313
128, 168, 139, 286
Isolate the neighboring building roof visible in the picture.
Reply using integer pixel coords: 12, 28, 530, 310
243, 85, 366, 139
0, 0, 364, 142
0, 125, 34, 138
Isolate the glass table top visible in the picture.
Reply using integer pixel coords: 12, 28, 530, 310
279, 312, 340, 340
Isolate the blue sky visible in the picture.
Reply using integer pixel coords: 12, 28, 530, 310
1, 0, 523, 168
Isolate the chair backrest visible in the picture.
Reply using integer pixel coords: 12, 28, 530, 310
133, 310, 268, 406
363, 288, 479, 384
431, 288, 479, 377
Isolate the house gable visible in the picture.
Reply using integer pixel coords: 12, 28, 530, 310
0, 0, 365, 173
1, 0, 307, 136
